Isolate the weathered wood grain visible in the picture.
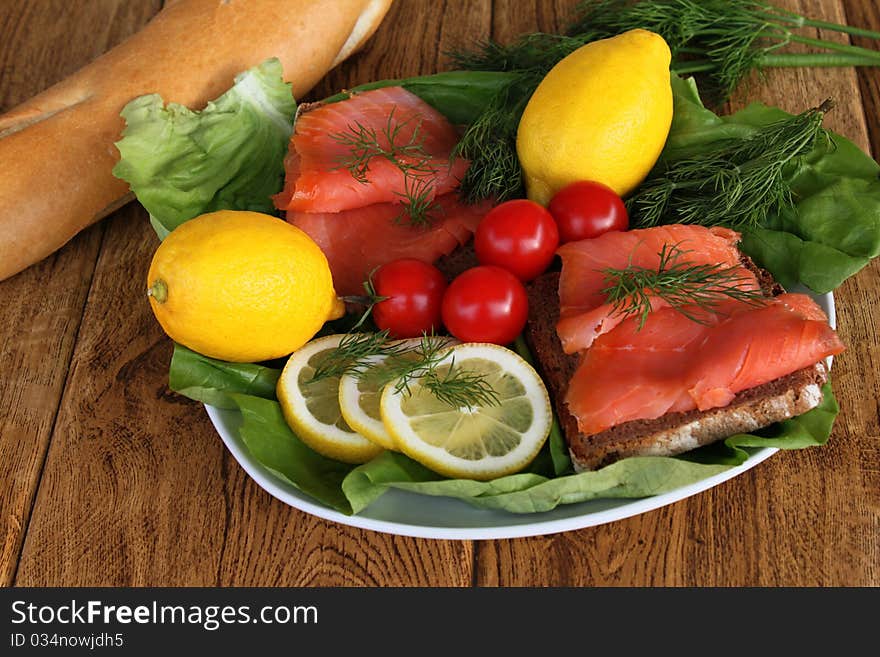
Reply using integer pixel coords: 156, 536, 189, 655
844, 0, 880, 158
0, 0, 162, 587
475, 0, 879, 586
490, 0, 579, 38
310, 0, 492, 97
14, 0, 485, 587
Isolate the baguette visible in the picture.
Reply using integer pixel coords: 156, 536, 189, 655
0, 0, 393, 281
525, 270, 828, 471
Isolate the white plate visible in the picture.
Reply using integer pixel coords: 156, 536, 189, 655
206, 290, 835, 540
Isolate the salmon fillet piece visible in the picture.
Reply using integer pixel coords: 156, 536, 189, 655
273, 87, 468, 213
564, 291, 844, 435
555, 225, 757, 353
288, 195, 491, 295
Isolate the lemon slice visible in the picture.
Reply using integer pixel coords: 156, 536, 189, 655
338, 337, 458, 450
277, 334, 382, 464
380, 343, 552, 480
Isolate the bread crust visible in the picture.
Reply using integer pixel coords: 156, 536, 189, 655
0, 0, 393, 280
525, 271, 828, 471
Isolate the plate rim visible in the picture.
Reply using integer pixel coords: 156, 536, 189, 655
206, 290, 835, 540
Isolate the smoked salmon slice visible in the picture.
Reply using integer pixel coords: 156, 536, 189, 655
273, 87, 468, 213
555, 225, 758, 353
686, 295, 843, 410
565, 295, 843, 435
566, 305, 714, 434
557, 224, 845, 436
288, 195, 492, 296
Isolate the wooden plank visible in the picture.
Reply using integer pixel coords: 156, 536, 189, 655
476, 0, 879, 586
0, 0, 162, 587
838, 0, 880, 579
843, 0, 880, 157
15, 0, 490, 586
490, 0, 579, 40
310, 0, 492, 96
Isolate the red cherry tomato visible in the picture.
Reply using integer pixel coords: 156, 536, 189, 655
441, 266, 528, 345
548, 180, 629, 243
371, 259, 447, 339
473, 199, 560, 282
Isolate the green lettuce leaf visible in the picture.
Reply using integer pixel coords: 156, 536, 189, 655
341, 382, 837, 514
664, 75, 880, 293
321, 70, 517, 125
726, 380, 839, 451
113, 58, 296, 237
233, 394, 354, 514
169, 344, 279, 410
343, 452, 731, 514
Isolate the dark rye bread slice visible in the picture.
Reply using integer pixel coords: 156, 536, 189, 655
525, 271, 828, 471
435, 241, 479, 279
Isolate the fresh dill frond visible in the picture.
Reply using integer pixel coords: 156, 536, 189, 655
601, 242, 767, 328
451, 72, 539, 203
330, 108, 433, 183
312, 331, 501, 409
568, 0, 880, 102
308, 330, 408, 383
374, 335, 501, 409
350, 334, 501, 409
420, 361, 502, 409
360, 334, 451, 391
448, 33, 596, 75
628, 99, 832, 229
330, 108, 442, 226
394, 173, 444, 226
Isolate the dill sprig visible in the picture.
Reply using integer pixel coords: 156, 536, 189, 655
455, 1, 880, 102
629, 99, 832, 230
308, 331, 408, 383
331, 108, 434, 182
363, 335, 501, 408
451, 72, 538, 203
421, 361, 502, 409
450, 33, 596, 77
601, 242, 767, 328
357, 335, 446, 390
311, 332, 501, 409
330, 108, 441, 225
394, 174, 444, 226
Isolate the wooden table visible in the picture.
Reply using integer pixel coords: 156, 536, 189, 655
1, 0, 877, 587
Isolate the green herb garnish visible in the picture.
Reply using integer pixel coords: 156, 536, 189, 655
331, 109, 434, 181
454, 0, 880, 103
451, 72, 538, 203
366, 334, 501, 408
308, 330, 407, 383
629, 99, 832, 229
312, 331, 500, 409
419, 360, 502, 409
330, 109, 442, 225
601, 242, 767, 328
393, 174, 444, 226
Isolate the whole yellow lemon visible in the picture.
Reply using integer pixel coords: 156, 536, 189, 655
517, 29, 673, 205
147, 210, 344, 362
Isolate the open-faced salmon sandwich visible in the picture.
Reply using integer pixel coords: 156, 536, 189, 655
525, 224, 845, 471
